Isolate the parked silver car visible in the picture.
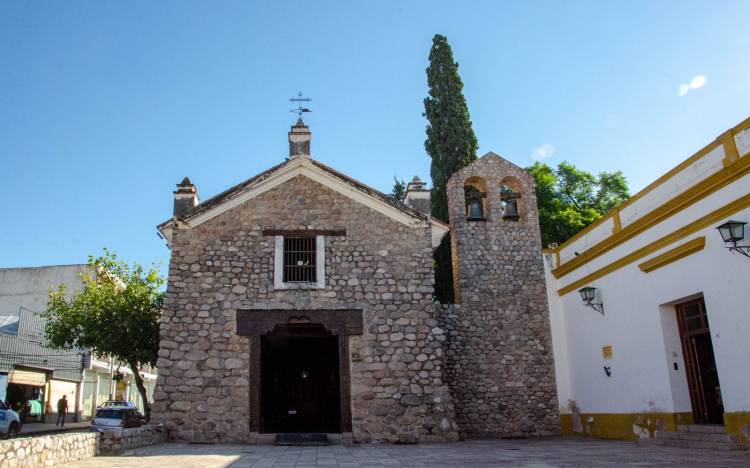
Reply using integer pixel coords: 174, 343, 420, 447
90, 407, 146, 432
99, 400, 138, 410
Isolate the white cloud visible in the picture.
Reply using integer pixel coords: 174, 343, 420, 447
678, 75, 707, 96
531, 144, 555, 161
690, 75, 706, 88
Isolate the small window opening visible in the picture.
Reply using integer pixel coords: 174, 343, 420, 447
283, 237, 316, 283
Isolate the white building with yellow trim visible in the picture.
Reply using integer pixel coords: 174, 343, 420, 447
544, 116, 750, 442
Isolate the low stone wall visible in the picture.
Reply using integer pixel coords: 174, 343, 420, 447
0, 425, 168, 466
0, 432, 98, 467
98, 425, 168, 455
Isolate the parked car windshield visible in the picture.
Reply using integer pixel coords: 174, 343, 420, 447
95, 409, 124, 419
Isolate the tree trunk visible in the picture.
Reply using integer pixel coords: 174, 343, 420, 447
127, 359, 151, 422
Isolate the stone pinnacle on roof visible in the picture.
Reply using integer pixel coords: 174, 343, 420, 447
288, 119, 312, 159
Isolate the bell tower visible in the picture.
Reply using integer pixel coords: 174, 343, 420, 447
438, 152, 560, 438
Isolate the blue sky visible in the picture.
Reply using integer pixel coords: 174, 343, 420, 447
1, 1, 749, 273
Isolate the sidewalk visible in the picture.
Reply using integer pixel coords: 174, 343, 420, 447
20, 420, 91, 436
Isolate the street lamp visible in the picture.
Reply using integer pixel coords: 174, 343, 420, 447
716, 220, 750, 258
578, 286, 604, 314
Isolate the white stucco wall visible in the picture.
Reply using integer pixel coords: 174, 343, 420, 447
543, 254, 570, 412
546, 119, 750, 418
0, 265, 85, 319
550, 214, 750, 415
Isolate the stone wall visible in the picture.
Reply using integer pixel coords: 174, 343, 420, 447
0, 426, 167, 466
98, 425, 168, 455
0, 432, 97, 467
439, 153, 559, 438
153, 175, 459, 443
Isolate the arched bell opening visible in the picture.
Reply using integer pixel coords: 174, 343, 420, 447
464, 177, 488, 221
499, 176, 523, 221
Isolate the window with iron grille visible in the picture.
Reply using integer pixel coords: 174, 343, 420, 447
283, 236, 317, 283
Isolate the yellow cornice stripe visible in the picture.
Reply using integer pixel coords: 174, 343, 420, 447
611, 209, 622, 234
720, 130, 740, 168
554, 139, 721, 254
552, 153, 750, 279
554, 115, 750, 263
638, 236, 705, 273
557, 194, 750, 296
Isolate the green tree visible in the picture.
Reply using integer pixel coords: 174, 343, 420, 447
424, 34, 478, 222
527, 161, 629, 247
390, 176, 407, 202
44, 250, 163, 421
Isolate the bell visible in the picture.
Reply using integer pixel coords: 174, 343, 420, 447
504, 199, 519, 218
468, 198, 484, 219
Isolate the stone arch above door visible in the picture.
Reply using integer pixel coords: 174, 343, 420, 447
236, 309, 363, 434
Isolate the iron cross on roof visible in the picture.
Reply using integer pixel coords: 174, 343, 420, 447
290, 92, 312, 120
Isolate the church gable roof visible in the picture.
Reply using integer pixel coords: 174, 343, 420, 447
447, 151, 533, 188
157, 157, 429, 241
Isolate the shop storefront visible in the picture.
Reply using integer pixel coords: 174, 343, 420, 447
6, 367, 49, 423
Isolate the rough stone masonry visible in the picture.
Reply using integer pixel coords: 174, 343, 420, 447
152, 121, 557, 443
438, 153, 559, 438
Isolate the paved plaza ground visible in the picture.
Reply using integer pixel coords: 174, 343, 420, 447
20, 420, 90, 436
69, 438, 750, 467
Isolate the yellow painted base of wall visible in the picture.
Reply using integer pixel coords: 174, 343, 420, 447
560, 412, 694, 441
724, 412, 750, 443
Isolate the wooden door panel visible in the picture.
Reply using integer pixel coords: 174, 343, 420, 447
676, 298, 724, 424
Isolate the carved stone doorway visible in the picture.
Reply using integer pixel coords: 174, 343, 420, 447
236, 309, 362, 434
260, 324, 341, 433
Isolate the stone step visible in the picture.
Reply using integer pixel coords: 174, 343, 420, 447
677, 424, 727, 434
636, 438, 665, 446
656, 430, 737, 443
274, 433, 329, 446
638, 437, 748, 451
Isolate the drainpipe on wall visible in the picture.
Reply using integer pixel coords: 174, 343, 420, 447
108, 357, 114, 400
75, 353, 85, 422
92, 373, 100, 417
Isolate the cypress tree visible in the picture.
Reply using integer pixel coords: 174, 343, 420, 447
423, 34, 478, 222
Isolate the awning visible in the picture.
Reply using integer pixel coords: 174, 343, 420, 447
9, 369, 47, 386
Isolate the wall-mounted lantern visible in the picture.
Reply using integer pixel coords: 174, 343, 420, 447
716, 220, 750, 258
578, 286, 604, 314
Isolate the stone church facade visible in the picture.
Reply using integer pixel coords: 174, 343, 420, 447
152, 120, 558, 443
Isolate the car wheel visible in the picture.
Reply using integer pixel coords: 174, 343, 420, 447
6, 422, 19, 439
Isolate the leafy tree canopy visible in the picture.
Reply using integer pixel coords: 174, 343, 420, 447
527, 161, 630, 247
424, 34, 478, 222
44, 250, 164, 420
390, 176, 407, 202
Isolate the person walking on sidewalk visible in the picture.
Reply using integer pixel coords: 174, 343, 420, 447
56, 395, 68, 427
